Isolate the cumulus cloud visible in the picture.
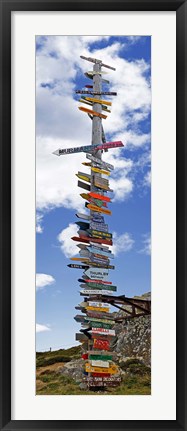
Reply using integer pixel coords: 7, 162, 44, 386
139, 234, 151, 255
112, 232, 134, 256
36, 273, 55, 291
36, 213, 44, 233
36, 323, 51, 333
57, 223, 79, 258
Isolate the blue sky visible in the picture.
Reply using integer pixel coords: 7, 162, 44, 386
36, 35, 151, 352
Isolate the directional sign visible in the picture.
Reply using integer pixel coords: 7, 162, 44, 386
76, 212, 90, 221
86, 306, 109, 313
87, 204, 112, 215
78, 180, 91, 191
89, 192, 111, 202
89, 229, 112, 239
86, 321, 114, 329
90, 222, 108, 233
77, 171, 91, 179
91, 214, 105, 222
90, 257, 110, 266
71, 236, 90, 244
91, 167, 110, 176
80, 290, 113, 296
92, 328, 115, 336
75, 221, 90, 229
86, 376, 121, 383
84, 279, 112, 285
85, 72, 110, 85
84, 268, 108, 280
85, 363, 118, 374
76, 173, 91, 183
80, 55, 116, 71
79, 99, 111, 113
74, 315, 86, 322
88, 301, 109, 308
89, 248, 113, 258
71, 257, 90, 262
85, 316, 116, 326
85, 97, 112, 106
67, 264, 89, 269
86, 154, 114, 171
96, 141, 124, 150
90, 243, 110, 251
75, 91, 117, 96
88, 311, 114, 320
79, 106, 107, 120
82, 282, 116, 291
89, 354, 113, 361
91, 360, 109, 368
79, 250, 90, 257
85, 84, 93, 88
53, 143, 99, 156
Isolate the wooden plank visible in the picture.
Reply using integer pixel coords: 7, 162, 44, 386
86, 306, 110, 313
84, 267, 109, 279
92, 328, 115, 336
85, 318, 115, 325
87, 204, 112, 215
76, 173, 91, 183
76, 212, 90, 220
89, 354, 113, 361
86, 154, 114, 171
78, 106, 107, 119
91, 360, 109, 368
89, 191, 111, 202
91, 167, 110, 176
85, 363, 119, 374
85, 97, 112, 106
76, 90, 117, 96
77, 180, 90, 191
80, 290, 113, 296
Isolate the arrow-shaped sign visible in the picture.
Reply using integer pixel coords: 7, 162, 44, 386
84, 267, 109, 280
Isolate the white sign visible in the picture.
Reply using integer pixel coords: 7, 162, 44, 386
91, 360, 110, 368
84, 267, 109, 280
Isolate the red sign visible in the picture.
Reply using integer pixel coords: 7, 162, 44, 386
93, 339, 110, 350
89, 192, 111, 202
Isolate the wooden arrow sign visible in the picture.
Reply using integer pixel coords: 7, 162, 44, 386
80, 55, 116, 71
75, 221, 90, 229
86, 204, 112, 215
86, 154, 114, 170
91, 360, 110, 368
77, 180, 90, 191
78, 106, 107, 119
75, 91, 117, 96
80, 290, 113, 296
72, 236, 112, 245
91, 167, 110, 176
89, 191, 111, 202
76, 173, 91, 183
89, 229, 112, 239
67, 264, 89, 269
85, 72, 110, 84
79, 99, 111, 113
84, 267, 109, 280
85, 363, 118, 374
76, 212, 90, 221
85, 97, 112, 106
92, 328, 115, 336
86, 306, 110, 313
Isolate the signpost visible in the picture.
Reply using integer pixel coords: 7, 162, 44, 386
53, 53, 124, 391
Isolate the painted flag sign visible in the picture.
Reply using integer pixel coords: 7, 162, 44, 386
86, 154, 114, 171
84, 267, 109, 280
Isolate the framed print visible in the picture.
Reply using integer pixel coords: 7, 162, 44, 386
0, 0, 186, 430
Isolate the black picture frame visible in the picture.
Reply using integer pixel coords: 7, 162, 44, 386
0, 1, 186, 430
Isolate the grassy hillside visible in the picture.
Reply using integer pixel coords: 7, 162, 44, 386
36, 348, 151, 395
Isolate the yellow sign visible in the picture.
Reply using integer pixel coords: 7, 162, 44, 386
76, 173, 91, 183
86, 306, 110, 313
85, 97, 112, 106
78, 107, 107, 120
85, 362, 119, 375
91, 167, 110, 176
87, 204, 111, 215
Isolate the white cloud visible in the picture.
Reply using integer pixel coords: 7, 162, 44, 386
144, 170, 151, 187
57, 223, 79, 258
36, 213, 44, 233
36, 323, 51, 333
112, 232, 134, 256
139, 234, 151, 255
36, 273, 55, 291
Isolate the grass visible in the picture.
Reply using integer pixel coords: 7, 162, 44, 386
36, 349, 151, 395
